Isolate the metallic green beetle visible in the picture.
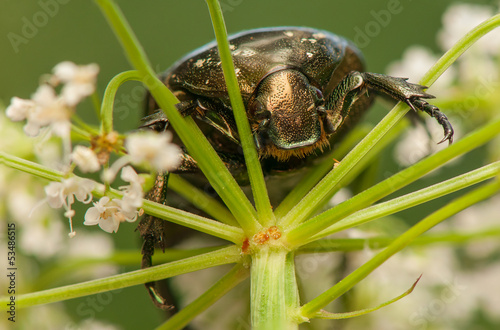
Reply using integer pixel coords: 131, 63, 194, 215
142, 27, 452, 175
138, 27, 453, 308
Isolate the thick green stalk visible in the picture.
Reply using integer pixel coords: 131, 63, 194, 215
284, 252, 305, 324
251, 248, 294, 329
205, 0, 275, 226
299, 180, 500, 319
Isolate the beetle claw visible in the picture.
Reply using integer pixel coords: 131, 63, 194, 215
411, 98, 454, 144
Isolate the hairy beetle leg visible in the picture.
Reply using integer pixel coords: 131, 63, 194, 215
361, 72, 454, 144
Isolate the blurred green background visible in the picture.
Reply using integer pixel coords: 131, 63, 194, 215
1, 0, 498, 329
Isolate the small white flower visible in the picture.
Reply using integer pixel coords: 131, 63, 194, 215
5, 97, 35, 121
125, 131, 181, 171
45, 177, 95, 237
120, 166, 145, 213
10, 84, 72, 138
45, 177, 95, 209
52, 61, 99, 106
5, 86, 71, 138
84, 196, 139, 233
72, 145, 100, 173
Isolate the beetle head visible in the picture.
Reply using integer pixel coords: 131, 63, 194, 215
249, 69, 330, 160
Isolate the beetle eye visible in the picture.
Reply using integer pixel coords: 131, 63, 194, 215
250, 100, 270, 120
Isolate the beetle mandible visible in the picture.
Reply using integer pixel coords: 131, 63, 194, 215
138, 27, 453, 308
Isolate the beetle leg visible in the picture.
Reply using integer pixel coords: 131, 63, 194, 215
196, 99, 240, 145
361, 72, 454, 144
136, 173, 174, 310
140, 99, 198, 131
322, 71, 366, 134
324, 71, 454, 144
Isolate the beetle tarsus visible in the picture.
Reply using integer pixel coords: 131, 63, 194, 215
410, 98, 454, 144
360, 72, 454, 144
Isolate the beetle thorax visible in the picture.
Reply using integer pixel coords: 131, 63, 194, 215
250, 69, 329, 161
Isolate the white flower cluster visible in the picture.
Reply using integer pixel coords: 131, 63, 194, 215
5, 61, 182, 237
6, 62, 98, 138
83, 132, 181, 234
84, 166, 145, 233
40, 130, 181, 236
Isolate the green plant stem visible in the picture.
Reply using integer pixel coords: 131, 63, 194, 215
168, 174, 238, 226
100, 70, 142, 133
304, 160, 500, 245
140, 199, 245, 243
421, 13, 500, 86
0, 151, 63, 181
299, 180, 500, 319
93, 0, 260, 236
250, 248, 294, 329
298, 228, 500, 253
280, 14, 500, 230
280, 102, 408, 229
0, 245, 241, 310
157, 263, 250, 330
71, 115, 99, 138
34, 246, 225, 290
280, 120, 407, 221
313, 276, 420, 319
286, 117, 500, 246
275, 123, 373, 219
205, 0, 274, 226
0, 152, 244, 243
285, 252, 305, 324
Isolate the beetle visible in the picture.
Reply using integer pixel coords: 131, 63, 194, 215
137, 27, 453, 309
